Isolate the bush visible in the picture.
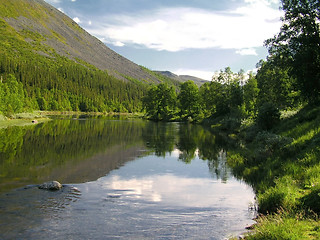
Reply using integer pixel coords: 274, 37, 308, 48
302, 184, 320, 214
257, 103, 280, 130
254, 131, 292, 158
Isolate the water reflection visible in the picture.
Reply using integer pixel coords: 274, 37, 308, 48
1, 119, 239, 192
72, 152, 256, 240
0, 117, 147, 192
0, 185, 81, 239
142, 122, 237, 182
0, 118, 256, 239
98, 150, 251, 208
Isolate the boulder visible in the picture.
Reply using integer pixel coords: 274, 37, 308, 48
38, 181, 62, 191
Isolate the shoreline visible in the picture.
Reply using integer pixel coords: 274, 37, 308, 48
0, 111, 144, 128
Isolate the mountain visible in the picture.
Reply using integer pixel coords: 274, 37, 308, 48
0, 0, 166, 83
0, 0, 185, 114
154, 71, 208, 87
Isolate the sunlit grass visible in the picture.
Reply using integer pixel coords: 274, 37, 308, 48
247, 210, 320, 240
235, 105, 320, 239
0, 113, 49, 128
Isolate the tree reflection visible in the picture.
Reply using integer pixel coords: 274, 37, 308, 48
0, 118, 146, 192
177, 124, 198, 163
207, 150, 229, 183
0, 119, 242, 192
142, 122, 239, 181
141, 122, 176, 157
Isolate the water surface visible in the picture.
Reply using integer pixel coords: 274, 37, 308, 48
0, 117, 255, 239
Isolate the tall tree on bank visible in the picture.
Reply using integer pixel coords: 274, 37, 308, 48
256, 60, 299, 110
142, 83, 177, 121
178, 81, 202, 121
265, 0, 320, 102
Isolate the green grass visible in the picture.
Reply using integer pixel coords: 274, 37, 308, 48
246, 210, 320, 240
232, 105, 320, 239
0, 113, 49, 128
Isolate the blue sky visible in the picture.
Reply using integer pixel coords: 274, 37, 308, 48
44, 0, 282, 80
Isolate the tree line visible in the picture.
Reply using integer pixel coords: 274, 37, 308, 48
144, 0, 319, 129
143, 68, 260, 127
0, 53, 147, 116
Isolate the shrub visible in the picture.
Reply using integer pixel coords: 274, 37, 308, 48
302, 184, 320, 214
254, 131, 292, 158
257, 103, 280, 130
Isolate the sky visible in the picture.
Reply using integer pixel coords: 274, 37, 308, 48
44, 0, 283, 80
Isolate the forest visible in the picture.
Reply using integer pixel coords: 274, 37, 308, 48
0, 53, 148, 115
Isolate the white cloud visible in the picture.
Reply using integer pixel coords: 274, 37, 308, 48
114, 41, 125, 47
71, 0, 77, 2
87, 1, 282, 53
236, 48, 258, 56
73, 17, 81, 24
57, 7, 64, 13
44, 0, 61, 3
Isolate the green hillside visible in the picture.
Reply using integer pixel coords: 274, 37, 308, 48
0, 0, 180, 115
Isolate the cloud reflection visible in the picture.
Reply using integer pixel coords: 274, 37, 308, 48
104, 174, 254, 209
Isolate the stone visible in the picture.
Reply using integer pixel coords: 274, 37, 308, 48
38, 181, 62, 191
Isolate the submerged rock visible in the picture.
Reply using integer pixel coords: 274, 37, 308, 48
38, 181, 62, 191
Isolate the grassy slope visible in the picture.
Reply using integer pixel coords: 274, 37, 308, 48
229, 105, 320, 239
0, 0, 173, 85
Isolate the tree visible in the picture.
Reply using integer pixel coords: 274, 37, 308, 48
0, 74, 25, 115
257, 102, 281, 130
243, 73, 259, 116
265, 0, 320, 102
178, 81, 202, 121
256, 60, 298, 110
143, 83, 177, 121
211, 67, 244, 116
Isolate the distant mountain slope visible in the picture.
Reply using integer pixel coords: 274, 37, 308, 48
154, 71, 208, 86
0, 0, 161, 83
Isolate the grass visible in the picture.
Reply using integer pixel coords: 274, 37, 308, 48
0, 118, 49, 128
0, 111, 145, 129
231, 105, 320, 239
246, 210, 320, 240
0, 112, 50, 128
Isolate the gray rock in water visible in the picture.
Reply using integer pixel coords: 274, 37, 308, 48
38, 181, 62, 191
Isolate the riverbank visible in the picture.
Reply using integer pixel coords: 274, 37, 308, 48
2, 107, 319, 239
228, 104, 320, 239
0, 111, 144, 128
0, 112, 50, 128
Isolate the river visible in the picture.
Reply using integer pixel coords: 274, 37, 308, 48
0, 116, 256, 239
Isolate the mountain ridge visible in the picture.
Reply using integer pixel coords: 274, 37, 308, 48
1, 0, 205, 86
154, 71, 208, 86
1, 0, 161, 83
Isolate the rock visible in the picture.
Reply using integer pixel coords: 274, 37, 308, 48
32, 120, 38, 123
38, 181, 62, 191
